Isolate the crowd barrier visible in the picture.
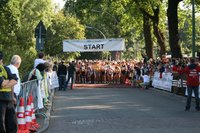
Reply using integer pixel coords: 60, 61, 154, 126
16, 71, 59, 132
152, 71, 200, 97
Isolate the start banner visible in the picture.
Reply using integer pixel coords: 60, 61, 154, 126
63, 38, 125, 52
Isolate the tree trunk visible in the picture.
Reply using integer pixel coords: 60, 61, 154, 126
153, 25, 166, 56
152, 7, 166, 57
143, 14, 153, 58
167, 0, 182, 58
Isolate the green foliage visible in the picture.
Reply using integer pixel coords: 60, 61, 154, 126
0, 0, 85, 78
0, 0, 54, 77
1, 0, 200, 78
64, 0, 169, 59
44, 11, 85, 60
178, 1, 200, 56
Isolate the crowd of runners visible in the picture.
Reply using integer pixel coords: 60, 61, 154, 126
54, 55, 200, 86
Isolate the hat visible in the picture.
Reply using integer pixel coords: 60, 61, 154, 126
0, 51, 3, 60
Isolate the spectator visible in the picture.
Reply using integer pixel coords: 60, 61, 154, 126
184, 58, 200, 111
57, 60, 67, 90
65, 61, 76, 90
140, 72, 150, 89
7, 55, 22, 104
0, 51, 18, 133
34, 52, 46, 68
52, 61, 58, 72
28, 63, 45, 81
158, 62, 165, 78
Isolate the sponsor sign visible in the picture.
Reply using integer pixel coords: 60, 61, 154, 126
152, 72, 173, 92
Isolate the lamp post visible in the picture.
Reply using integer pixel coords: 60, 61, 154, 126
86, 26, 106, 39
86, 26, 106, 59
91, 9, 119, 24
192, 0, 195, 58
91, 10, 120, 60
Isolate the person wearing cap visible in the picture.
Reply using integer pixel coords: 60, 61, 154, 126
0, 51, 18, 133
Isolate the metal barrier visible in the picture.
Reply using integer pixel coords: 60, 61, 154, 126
16, 71, 59, 127
18, 79, 48, 119
19, 80, 38, 109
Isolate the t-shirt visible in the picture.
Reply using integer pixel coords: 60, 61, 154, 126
34, 58, 46, 68
184, 63, 200, 86
142, 75, 150, 83
7, 64, 21, 96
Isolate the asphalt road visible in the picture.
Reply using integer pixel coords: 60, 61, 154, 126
44, 87, 200, 133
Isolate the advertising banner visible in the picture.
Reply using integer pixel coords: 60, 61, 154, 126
152, 72, 173, 92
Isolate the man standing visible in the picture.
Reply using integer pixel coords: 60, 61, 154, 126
7, 55, 22, 103
65, 61, 76, 90
0, 51, 18, 133
52, 61, 58, 72
57, 60, 67, 90
184, 58, 200, 111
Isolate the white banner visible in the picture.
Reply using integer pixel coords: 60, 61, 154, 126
152, 72, 173, 92
63, 38, 125, 52
51, 71, 59, 89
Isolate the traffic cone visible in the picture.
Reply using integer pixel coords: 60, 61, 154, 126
30, 95, 40, 129
25, 96, 38, 132
25, 96, 32, 130
17, 97, 29, 133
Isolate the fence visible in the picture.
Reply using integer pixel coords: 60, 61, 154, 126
16, 71, 59, 129
152, 71, 200, 97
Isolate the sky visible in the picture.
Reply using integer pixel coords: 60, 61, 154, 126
52, 0, 65, 9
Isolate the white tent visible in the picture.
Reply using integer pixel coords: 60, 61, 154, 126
63, 38, 125, 52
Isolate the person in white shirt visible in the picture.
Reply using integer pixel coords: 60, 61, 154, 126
34, 52, 46, 68
140, 72, 150, 89
7, 55, 22, 98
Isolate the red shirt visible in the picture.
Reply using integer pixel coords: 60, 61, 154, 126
184, 64, 200, 86
172, 65, 182, 74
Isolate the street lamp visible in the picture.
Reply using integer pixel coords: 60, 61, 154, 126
86, 26, 106, 39
192, 0, 195, 58
91, 9, 119, 24
90, 10, 120, 60
86, 26, 107, 59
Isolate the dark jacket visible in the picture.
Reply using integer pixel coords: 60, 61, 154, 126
0, 65, 18, 101
57, 63, 67, 76
67, 63, 76, 76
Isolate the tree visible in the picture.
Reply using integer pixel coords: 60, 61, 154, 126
143, 14, 154, 58
167, 0, 183, 58
45, 11, 85, 59
64, 0, 145, 59
135, 0, 167, 58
